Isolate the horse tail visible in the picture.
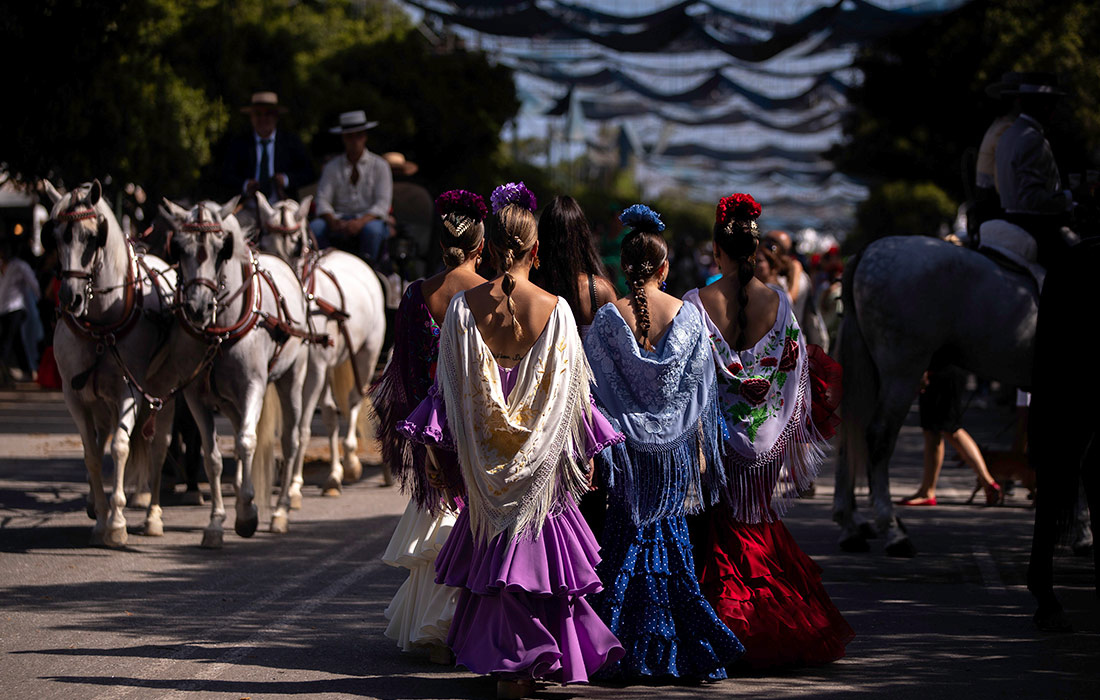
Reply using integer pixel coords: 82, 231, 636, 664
253, 383, 282, 524
330, 359, 355, 418
834, 249, 877, 526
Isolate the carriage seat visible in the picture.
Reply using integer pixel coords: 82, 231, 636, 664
978, 219, 1045, 291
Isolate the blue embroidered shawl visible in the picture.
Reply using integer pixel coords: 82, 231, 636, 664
584, 302, 726, 526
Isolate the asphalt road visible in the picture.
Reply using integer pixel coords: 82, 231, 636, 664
1, 386, 1097, 699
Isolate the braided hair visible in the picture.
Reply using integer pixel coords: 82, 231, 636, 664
619, 204, 668, 352
435, 189, 488, 268
490, 203, 538, 340
714, 193, 763, 350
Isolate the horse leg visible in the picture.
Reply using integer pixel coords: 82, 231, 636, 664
272, 359, 308, 534
67, 397, 111, 544
186, 390, 226, 548
102, 395, 142, 548
867, 381, 917, 557
320, 384, 343, 497
232, 383, 266, 538
833, 443, 869, 552
142, 402, 175, 537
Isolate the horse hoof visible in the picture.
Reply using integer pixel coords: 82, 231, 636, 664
201, 529, 224, 549
885, 537, 917, 558
322, 487, 342, 498
103, 526, 128, 548
129, 492, 151, 510
235, 515, 259, 538
289, 492, 303, 510
839, 534, 870, 553
322, 477, 342, 494
86, 502, 97, 520
858, 522, 879, 540
144, 519, 164, 537
270, 513, 289, 534
181, 490, 205, 506
343, 455, 363, 483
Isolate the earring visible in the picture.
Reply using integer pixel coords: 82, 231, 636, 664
533, 253, 540, 269
475, 254, 482, 268
659, 279, 667, 292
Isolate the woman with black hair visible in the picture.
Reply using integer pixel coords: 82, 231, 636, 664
684, 193, 852, 668
530, 195, 617, 337
584, 205, 744, 680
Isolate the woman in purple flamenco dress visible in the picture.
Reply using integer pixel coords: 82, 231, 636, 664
401, 183, 624, 698
372, 190, 487, 660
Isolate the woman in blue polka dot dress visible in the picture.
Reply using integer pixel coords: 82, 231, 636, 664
584, 205, 745, 680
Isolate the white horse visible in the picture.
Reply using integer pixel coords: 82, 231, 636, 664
255, 193, 387, 502
43, 180, 177, 546
834, 235, 1037, 556
160, 198, 317, 547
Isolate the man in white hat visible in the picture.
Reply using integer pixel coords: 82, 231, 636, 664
221, 91, 315, 203
310, 110, 393, 263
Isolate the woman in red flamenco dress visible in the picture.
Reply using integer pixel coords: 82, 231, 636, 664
683, 192, 852, 669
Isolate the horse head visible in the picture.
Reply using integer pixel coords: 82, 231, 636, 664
43, 179, 121, 317
161, 196, 242, 327
256, 192, 313, 267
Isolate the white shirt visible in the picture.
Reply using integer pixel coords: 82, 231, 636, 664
0, 257, 39, 315
314, 149, 392, 220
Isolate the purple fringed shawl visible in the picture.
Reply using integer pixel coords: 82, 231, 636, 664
369, 280, 462, 513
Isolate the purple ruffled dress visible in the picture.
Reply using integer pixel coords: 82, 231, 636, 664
400, 365, 625, 683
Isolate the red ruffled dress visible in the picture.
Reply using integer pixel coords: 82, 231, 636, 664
700, 343, 851, 669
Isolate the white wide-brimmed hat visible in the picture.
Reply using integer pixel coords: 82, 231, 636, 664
329, 110, 379, 134
241, 91, 287, 113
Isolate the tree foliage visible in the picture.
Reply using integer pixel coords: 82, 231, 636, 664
0, 0, 518, 199
830, 0, 1100, 244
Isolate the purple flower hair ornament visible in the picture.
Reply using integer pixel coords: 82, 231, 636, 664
490, 181, 537, 214
619, 204, 665, 233
435, 189, 488, 223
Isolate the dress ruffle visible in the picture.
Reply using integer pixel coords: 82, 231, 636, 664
382, 499, 461, 651
698, 509, 854, 669
593, 506, 744, 680
436, 498, 603, 597
436, 498, 624, 682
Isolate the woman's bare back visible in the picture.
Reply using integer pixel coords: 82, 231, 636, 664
574, 273, 618, 327
612, 291, 682, 349
421, 267, 486, 326
697, 276, 781, 350
465, 278, 560, 367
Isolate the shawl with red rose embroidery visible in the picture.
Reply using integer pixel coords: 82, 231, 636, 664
683, 287, 827, 523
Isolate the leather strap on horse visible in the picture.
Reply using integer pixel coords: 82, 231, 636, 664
302, 252, 369, 396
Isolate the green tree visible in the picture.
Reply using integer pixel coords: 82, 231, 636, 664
830, 0, 1100, 244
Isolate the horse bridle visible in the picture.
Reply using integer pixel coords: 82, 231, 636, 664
55, 206, 143, 331
174, 220, 257, 337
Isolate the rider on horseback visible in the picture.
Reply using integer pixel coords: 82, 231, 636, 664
994, 72, 1076, 269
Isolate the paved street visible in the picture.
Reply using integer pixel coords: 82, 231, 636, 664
1, 386, 1097, 699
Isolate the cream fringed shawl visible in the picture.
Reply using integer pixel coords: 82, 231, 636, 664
437, 292, 592, 542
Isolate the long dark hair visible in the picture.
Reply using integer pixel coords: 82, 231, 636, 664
714, 194, 762, 350
530, 195, 606, 321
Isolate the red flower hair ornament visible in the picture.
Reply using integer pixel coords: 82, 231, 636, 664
715, 193, 762, 228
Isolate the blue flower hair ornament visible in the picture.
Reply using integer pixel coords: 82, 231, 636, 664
619, 203, 665, 233
490, 181, 537, 214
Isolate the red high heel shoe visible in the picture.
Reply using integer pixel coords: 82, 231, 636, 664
984, 481, 1003, 506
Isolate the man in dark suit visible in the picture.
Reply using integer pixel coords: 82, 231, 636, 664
221, 91, 315, 204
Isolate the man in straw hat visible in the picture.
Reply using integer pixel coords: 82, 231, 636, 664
310, 110, 393, 264
221, 91, 315, 204
994, 72, 1077, 267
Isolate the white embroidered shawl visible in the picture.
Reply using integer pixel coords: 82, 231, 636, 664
683, 287, 827, 523
437, 292, 592, 542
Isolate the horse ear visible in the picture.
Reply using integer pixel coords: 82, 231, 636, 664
254, 192, 275, 222
161, 198, 189, 221
41, 180, 63, 205
296, 195, 313, 223
88, 180, 102, 206
220, 195, 241, 220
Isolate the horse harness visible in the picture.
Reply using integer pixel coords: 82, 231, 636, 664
300, 249, 370, 396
